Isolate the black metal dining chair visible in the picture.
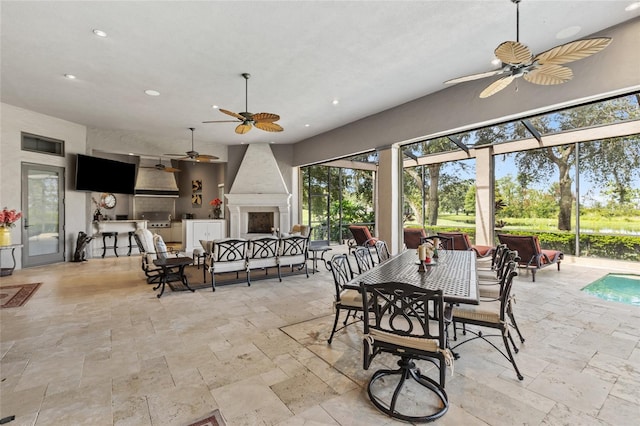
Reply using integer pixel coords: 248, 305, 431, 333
360, 281, 452, 422
327, 254, 365, 344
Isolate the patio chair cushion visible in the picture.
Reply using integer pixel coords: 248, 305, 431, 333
338, 288, 363, 308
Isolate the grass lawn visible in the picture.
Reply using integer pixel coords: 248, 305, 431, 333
409, 213, 640, 235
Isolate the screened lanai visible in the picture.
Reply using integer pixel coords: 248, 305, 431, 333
302, 92, 640, 261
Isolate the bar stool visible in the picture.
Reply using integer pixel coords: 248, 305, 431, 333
127, 231, 136, 256
192, 248, 204, 269
101, 232, 118, 258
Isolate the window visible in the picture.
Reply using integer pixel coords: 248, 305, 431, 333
21, 132, 65, 156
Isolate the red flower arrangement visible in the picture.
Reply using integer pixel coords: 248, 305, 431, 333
210, 198, 222, 207
0, 207, 22, 228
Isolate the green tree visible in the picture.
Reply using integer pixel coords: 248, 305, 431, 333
513, 95, 640, 230
464, 184, 476, 215
439, 176, 472, 214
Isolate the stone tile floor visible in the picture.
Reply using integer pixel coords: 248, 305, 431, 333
0, 248, 638, 425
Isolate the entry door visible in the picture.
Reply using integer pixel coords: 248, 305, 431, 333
21, 163, 65, 267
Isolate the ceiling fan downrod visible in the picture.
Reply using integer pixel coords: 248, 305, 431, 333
516, 1, 519, 43
242, 73, 250, 115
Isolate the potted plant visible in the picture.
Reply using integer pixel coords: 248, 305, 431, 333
209, 198, 222, 219
0, 207, 22, 246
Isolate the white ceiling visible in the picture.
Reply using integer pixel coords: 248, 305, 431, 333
2, 0, 638, 155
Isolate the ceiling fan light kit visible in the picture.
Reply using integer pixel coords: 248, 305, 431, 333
444, 0, 611, 98
203, 73, 283, 134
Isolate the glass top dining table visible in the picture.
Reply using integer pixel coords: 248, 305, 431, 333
347, 249, 479, 305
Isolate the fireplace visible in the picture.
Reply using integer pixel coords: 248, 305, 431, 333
226, 143, 293, 238
248, 212, 274, 234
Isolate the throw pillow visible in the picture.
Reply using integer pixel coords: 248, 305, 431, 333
153, 234, 168, 259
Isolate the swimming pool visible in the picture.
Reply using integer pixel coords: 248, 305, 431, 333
581, 274, 640, 306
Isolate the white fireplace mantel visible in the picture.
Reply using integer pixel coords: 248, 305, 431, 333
226, 193, 292, 238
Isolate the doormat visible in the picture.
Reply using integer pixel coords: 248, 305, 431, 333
187, 409, 227, 426
0, 283, 41, 308
168, 265, 314, 291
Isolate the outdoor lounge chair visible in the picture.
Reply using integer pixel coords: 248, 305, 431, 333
497, 233, 564, 282
348, 225, 378, 249
403, 227, 426, 249
437, 231, 494, 258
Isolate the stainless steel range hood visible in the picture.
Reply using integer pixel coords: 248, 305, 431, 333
134, 167, 180, 197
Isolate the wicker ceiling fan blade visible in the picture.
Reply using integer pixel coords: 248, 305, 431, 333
254, 122, 284, 132
194, 154, 219, 162
524, 65, 573, 85
534, 37, 612, 66
164, 166, 182, 172
253, 112, 280, 123
219, 109, 245, 120
479, 75, 516, 98
235, 123, 252, 134
444, 68, 507, 85
495, 41, 532, 65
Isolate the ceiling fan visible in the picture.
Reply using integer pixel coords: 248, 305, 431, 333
140, 156, 181, 173
203, 73, 283, 134
444, 0, 612, 98
167, 127, 219, 163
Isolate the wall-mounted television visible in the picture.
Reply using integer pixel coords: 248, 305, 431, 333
75, 154, 136, 194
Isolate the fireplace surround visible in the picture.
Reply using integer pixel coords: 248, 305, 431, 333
226, 143, 292, 238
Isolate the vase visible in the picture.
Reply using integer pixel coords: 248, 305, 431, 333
213, 208, 221, 219
0, 227, 11, 246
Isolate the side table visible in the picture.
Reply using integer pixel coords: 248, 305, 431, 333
153, 256, 194, 298
0, 244, 23, 277
308, 242, 332, 274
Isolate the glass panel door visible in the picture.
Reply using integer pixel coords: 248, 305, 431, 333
21, 163, 65, 267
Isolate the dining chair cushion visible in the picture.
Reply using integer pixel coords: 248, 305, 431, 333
452, 302, 500, 324
478, 286, 500, 299
338, 288, 363, 307
367, 328, 441, 353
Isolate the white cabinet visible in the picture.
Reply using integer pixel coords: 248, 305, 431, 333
183, 220, 226, 253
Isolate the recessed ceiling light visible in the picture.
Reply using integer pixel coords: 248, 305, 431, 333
304, 124, 310, 127
625, 2, 640, 11
556, 26, 581, 39
491, 58, 501, 66
64, 74, 77, 79
92, 29, 107, 37
332, 99, 339, 105
144, 89, 160, 96
211, 105, 219, 109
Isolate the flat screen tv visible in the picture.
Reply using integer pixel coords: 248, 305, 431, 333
75, 154, 136, 194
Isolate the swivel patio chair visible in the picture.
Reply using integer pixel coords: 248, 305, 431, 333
360, 281, 452, 422
327, 254, 364, 344
498, 233, 564, 282
449, 261, 524, 380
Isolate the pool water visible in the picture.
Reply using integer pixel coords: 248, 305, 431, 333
582, 274, 640, 306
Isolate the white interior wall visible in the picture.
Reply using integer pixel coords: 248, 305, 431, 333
0, 103, 87, 267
